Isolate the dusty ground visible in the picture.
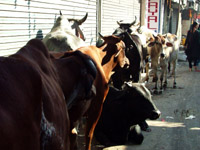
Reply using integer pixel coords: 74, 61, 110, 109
77, 57, 200, 150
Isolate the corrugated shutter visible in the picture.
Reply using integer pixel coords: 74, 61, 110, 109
0, 0, 97, 56
101, 0, 140, 35
171, 8, 178, 34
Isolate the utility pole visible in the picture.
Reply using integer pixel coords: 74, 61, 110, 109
175, 0, 182, 43
176, 0, 181, 35
140, 0, 146, 26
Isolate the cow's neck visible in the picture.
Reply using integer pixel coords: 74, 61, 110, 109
52, 21, 73, 33
99, 44, 117, 82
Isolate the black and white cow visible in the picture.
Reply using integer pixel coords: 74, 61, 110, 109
111, 19, 143, 89
94, 83, 161, 146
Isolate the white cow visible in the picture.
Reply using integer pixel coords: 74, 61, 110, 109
159, 33, 180, 89
43, 11, 88, 52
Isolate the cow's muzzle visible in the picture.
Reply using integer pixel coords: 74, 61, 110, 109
160, 53, 165, 58
149, 110, 161, 120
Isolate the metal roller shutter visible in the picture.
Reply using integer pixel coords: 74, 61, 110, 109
100, 0, 140, 36
0, 0, 97, 56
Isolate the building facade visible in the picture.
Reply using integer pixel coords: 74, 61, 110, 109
0, 0, 196, 56
0, 0, 140, 56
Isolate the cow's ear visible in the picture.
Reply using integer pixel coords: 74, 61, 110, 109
162, 34, 167, 38
147, 42, 155, 47
114, 49, 122, 57
166, 42, 173, 47
117, 21, 121, 26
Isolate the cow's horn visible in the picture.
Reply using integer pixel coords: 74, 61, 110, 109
77, 12, 88, 25
117, 21, 121, 26
129, 16, 137, 26
98, 32, 104, 39
60, 10, 62, 16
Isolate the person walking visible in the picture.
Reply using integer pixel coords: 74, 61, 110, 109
184, 21, 200, 71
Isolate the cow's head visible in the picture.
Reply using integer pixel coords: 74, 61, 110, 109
98, 33, 129, 68
113, 28, 136, 53
123, 83, 161, 124
116, 16, 137, 33
56, 11, 88, 41
157, 34, 173, 45
147, 35, 165, 59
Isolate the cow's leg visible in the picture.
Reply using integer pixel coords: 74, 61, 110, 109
69, 121, 80, 150
145, 62, 150, 82
85, 104, 103, 150
172, 61, 177, 88
168, 62, 171, 73
152, 66, 159, 94
128, 125, 144, 145
138, 121, 151, 132
85, 89, 109, 150
94, 127, 115, 147
153, 78, 159, 94
163, 64, 168, 89
70, 127, 78, 150
160, 66, 164, 91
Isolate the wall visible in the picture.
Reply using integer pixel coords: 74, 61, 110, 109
0, 0, 97, 56
0, 0, 141, 56
100, 0, 140, 35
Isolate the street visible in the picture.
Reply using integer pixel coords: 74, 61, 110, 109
77, 51, 200, 150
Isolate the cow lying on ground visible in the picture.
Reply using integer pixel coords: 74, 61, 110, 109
0, 39, 97, 150
94, 83, 161, 147
43, 11, 88, 52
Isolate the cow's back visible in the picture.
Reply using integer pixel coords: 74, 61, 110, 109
0, 39, 70, 150
19, 40, 70, 150
43, 31, 86, 52
0, 56, 42, 150
43, 15, 87, 52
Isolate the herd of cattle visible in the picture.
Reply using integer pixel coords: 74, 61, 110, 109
0, 11, 180, 150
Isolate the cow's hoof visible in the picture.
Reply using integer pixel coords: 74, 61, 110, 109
141, 126, 151, 132
143, 127, 151, 132
173, 83, 177, 88
153, 90, 159, 95
159, 90, 163, 94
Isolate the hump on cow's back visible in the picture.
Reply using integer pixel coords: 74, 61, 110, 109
27, 39, 50, 58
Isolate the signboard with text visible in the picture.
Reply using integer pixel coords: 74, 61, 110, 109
146, 0, 160, 33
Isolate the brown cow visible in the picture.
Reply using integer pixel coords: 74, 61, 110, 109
76, 34, 129, 150
43, 11, 88, 52
0, 39, 97, 150
130, 25, 171, 93
51, 51, 97, 150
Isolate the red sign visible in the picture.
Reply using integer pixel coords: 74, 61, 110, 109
146, 0, 160, 32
